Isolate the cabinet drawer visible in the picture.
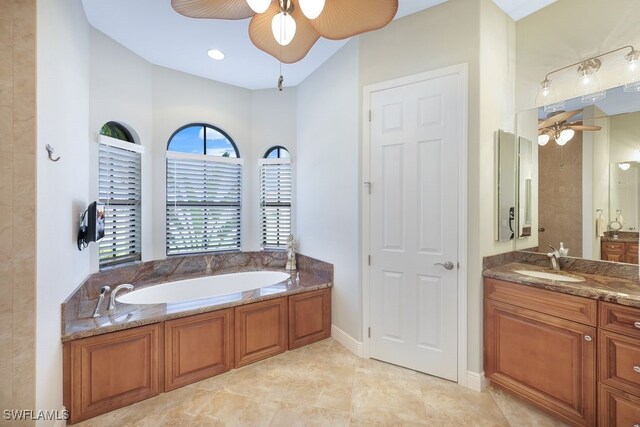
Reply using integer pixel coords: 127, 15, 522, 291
603, 242, 625, 253
484, 278, 597, 326
600, 302, 640, 339
599, 383, 640, 427
599, 330, 640, 395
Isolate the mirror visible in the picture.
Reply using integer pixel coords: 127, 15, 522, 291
496, 129, 516, 241
515, 85, 640, 264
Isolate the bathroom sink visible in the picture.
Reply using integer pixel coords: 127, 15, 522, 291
514, 270, 585, 283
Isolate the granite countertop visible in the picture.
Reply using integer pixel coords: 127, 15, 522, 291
484, 262, 640, 309
62, 253, 333, 342
601, 236, 639, 243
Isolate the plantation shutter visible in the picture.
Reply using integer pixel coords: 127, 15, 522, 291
98, 136, 143, 268
166, 151, 243, 255
259, 158, 292, 249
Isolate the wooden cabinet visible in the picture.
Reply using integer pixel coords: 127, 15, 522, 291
289, 288, 331, 349
599, 302, 640, 426
235, 297, 288, 367
63, 324, 160, 424
164, 309, 233, 391
601, 241, 639, 264
484, 278, 596, 426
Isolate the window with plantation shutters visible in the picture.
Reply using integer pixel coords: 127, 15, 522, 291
98, 135, 143, 268
260, 158, 292, 249
166, 152, 243, 255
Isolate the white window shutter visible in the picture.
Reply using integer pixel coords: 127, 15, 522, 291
260, 159, 292, 249
166, 152, 243, 255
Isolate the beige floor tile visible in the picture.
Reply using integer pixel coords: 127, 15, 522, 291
270, 402, 350, 427
198, 390, 280, 427
487, 385, 569, 427
187, 370, 234, 392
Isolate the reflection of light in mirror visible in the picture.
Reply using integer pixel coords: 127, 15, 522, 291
619, 162, 631, 171
624, 49, 640, 93
556, 129, 575, 146
538, 134, 550, 146
633, 151, 640, 162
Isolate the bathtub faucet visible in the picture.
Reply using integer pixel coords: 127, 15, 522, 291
109, 284, 134, 312
286, 234, 297, 271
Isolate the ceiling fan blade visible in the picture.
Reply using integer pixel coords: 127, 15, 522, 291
537, 109, 582, 129
310, 0, 398, 40
171, 0, 255, 19
568, 125, 602, 131
249, 2, 320, 63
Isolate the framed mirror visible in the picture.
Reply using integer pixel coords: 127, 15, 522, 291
495, 129, 516, 242
514, 85, 640, 264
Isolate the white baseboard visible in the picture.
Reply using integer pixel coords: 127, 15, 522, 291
331, 324, 364, 357
466, 370, 487, 392
51, 406, 68, 427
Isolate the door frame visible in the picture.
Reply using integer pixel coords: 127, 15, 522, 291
361, 64, 469, 387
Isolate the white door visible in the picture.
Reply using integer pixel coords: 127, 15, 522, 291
368, 73, 461, 381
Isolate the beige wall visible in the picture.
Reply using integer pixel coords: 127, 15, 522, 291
516, 0, 640, 112
0, 0, 36, 424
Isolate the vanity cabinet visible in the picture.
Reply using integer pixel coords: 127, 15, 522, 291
484, 278, 597, 426
289, 288, 331, 349
164, 309, 233, 391
601, 241, 639, 264
63, 324, 160, 424
598, 302, 640, 426
234, 297, 288, 367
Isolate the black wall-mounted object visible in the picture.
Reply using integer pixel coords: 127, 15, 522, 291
77, 201, 105, 250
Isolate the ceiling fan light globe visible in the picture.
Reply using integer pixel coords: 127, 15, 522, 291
247, 0, 271, 14
272, 12, 296, 46
556, 128, 575, 146
537, 134, 550, 146
619, 162, 631, 171
298, 0, 325, 19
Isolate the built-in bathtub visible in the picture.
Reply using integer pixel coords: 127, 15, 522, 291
116, 271, 291, 305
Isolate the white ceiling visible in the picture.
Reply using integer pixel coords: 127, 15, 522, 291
81, 0, 554, 90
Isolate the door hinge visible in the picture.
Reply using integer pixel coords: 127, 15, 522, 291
368, 255, 371, 265
364, 181, 372, 194
368, 110, 372, 122
368, 327, 371, 338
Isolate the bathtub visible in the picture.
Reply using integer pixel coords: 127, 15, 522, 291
116, 271, 291, 305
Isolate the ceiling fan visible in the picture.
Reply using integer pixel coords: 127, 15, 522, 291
537, 109, 602, 146
171, 0, 398, 64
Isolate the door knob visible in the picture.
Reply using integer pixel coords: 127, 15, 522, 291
434, 261, 455, 270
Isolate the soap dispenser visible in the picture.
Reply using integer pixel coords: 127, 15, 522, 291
558, 242, 569, 257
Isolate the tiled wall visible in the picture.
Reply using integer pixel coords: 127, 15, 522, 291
0, 0, 36, 425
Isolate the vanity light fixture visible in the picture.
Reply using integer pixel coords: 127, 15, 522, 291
619, 162, 631, 171
207, 49, 225, 60
537, 45, 638, 108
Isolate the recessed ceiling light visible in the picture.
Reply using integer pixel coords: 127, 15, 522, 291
207, 49, 225, 60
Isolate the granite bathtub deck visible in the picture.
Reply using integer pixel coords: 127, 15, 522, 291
484, 262, 640, 308
62, 253, 332, 342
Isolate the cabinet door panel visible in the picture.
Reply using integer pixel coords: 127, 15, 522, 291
485, 299, 596, 426
599, 383, 640, 427
289, 289, 331, 349
66, 324, 160, 424
235, 298, 287, 367
165, 309, 233, 391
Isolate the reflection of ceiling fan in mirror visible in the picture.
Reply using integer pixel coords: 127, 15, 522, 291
537, 109, 602, 146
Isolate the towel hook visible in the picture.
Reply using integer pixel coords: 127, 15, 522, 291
46, 144, 60, 162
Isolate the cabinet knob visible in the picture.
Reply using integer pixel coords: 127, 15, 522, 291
634, 321, 640, 329
634, 366, 640, 373
584, 335, 592, 342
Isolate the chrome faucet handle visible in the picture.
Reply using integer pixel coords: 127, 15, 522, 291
548, 245, 558, 253
93, 286, 111, 318
109, 284, 134, 312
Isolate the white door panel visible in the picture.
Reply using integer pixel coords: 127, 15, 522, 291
369, 73, 460, 381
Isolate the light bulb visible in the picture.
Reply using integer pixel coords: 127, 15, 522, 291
619, 163, 631, 171
247, 0, 271, 14
298, 0, 325, 19
537, 134, 550, 146
623, 49, 640, 93
576, 59, 605, 103
207, 49, 225, 60
272, 12, 296, 46
536, 79, 556, 106
556, 129, 575, 146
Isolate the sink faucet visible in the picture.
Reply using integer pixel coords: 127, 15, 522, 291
92, 286, 110, 318
109, 284, 134, 312
547, 245, 561, 271
286, 234, 297, 271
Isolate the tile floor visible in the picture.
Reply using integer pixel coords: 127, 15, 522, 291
76, 338, 567, 426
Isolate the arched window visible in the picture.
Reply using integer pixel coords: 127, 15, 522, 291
166, 123, 243, 255
260, 146, 292, 249
167, 123, 239, 157
98, 122, 143, 268
264, 145, 290, 159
